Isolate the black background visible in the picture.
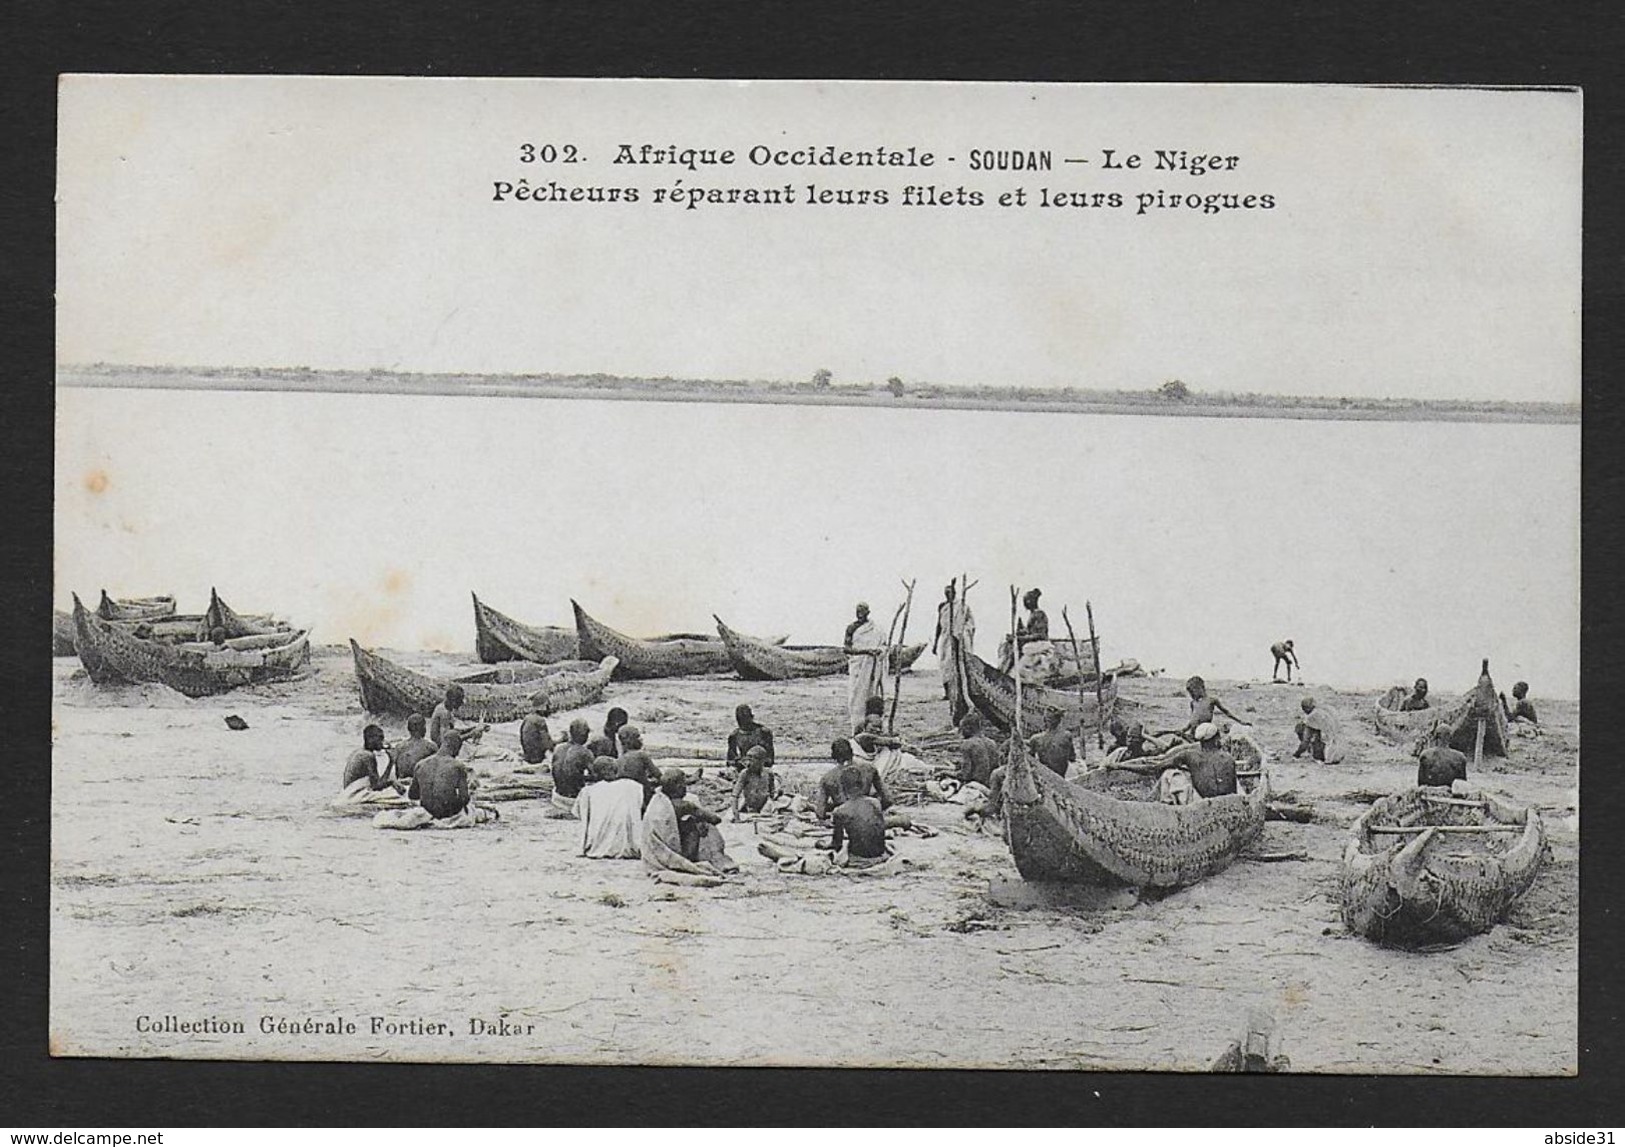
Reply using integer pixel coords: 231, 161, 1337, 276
3, 0, 1621, 1128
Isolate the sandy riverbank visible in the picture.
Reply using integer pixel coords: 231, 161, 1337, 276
49, 649, 1578, 1072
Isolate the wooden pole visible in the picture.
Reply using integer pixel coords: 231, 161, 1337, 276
1368, 823, 1521, 835
887, 578, 917, 733
1473, 718, 1487, 770
1061, 606, 1093, 759
1010, 585, 1023, 742
1085, 600, 1105, 750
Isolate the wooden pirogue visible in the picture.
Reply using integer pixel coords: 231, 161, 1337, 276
1372, 659, 1509, 757
1341, 787, 1546, 946
350, 640, 618, 722
96, 591, 176, 622
471, 594, 580, 664
205, 588, 294, 638
71, 594, 310, 696
1002, 739, 1269, 887
712, 616, 926, 681
572, 600, 785, 680
958, 648, 1119, 738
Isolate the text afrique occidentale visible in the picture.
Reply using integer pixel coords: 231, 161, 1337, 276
489, 144, 1276, 216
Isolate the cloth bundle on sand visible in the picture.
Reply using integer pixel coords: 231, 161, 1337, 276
549, 791, 578, 818
756, 839, 901, 876
577, 778, 644, 858
332, 777, 410, 813
373, 804, 497, 830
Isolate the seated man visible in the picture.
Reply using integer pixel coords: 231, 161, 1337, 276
342, 724, 394, 792
591, 708, 629, 760
1115, 722, 1238, 804
1399, 678, 1432, 712
615, 725, 661, 800
1416, 741, 1469, 787
815, 738, 893, 820
575, 756, 645, 858
671, 779, 739, 874
429, 684, 487, 747
392, 713, 438, 785
1292, 696, 1346, 763
549, 719, 595, 813
1106, 716, 1155, 763
731, 745, 781, 819
642, 770, 726, 884
955, 714, 1000, 788
727, 704, 776, 768
1027, 708, 1076, 778
828, 793, 890, 868
519, 706, 556, 766
1501, 681, 1539, 725
409, 731, 471, 819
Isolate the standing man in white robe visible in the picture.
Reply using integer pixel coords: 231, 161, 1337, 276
932, 581, 977, 724
843, 601, 887, 733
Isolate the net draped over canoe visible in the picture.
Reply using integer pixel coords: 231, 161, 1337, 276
349, 640, 617, 723
958, 648, 1119, 737
572, 601, 785, 679
72, 595, 310, 697
1002, 741, 1268, 887
1340, 787, 1546, 947
471, 594, 580, 665
1371, 664, 1509, 757
713, 616, 925, 681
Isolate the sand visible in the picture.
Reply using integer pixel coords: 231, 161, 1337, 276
48, 650, 1578, 1072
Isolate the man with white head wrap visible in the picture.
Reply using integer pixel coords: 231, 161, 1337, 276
1115, 721, 1240, 804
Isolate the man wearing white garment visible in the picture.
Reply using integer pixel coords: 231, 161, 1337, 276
842, 602, 887, 733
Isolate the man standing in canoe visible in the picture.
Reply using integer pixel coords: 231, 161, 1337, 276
843, 602, 887, 733
1270, 639, 1299, 684
1500, 682, 1539, 726
932, 581, 976, 722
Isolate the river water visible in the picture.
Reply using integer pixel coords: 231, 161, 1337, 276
55, 386, 1580, 698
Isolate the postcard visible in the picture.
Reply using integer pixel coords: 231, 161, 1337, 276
53, 77, 1579, 1072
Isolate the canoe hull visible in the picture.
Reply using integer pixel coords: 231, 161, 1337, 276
72, 595, 310, 697
574, 601, 783, 679
350, 640, 617, 723
206, 589, 295, 639
714, 616, 924, 681
471, 594, 580, 664
960, 649, 1118, 738
1003, 744, 1268, 888
52, 610, 78, 656
1341, 787, 1546, 947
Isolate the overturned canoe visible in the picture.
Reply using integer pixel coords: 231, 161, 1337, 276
96, 591, 177, 622
1003, 740, 1268, 887
959, 649, 1118, 738
350, 640, 617, 723
472, 594, 580, 664
572, 601, 784, 679
1341, 787, 1546, 947
713, 616, 925, 681
72, 594, 310, 697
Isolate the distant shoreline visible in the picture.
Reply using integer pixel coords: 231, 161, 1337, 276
57, 364, 1581, 426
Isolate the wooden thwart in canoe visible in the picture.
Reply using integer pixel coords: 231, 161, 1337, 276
1341, 786, 1546, 947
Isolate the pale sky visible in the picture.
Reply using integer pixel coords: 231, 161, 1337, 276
57, 78, 1581, 401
